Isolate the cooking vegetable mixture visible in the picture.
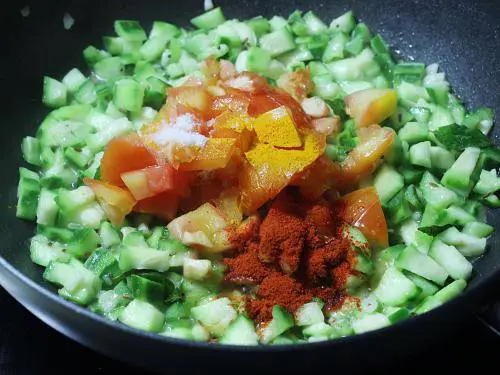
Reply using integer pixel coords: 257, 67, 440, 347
17, 6, 499, 345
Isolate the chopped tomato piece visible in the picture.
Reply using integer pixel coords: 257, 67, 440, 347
211, 128, 253, 155
167, 203, 231, 253
292, 156, 341, 200
211, 111, 252, 133
276, 69, 314, 102
212, 129, 254, 155
247, 92, 277, 117
158, 86, 212, 122
133, 191, 179, 221
208, 91, 251, 119
121, 165, 190, 200
248, 89, 311, 130
212, 189, 243, 226
200, 57, 220, 80
253, 106, 302, 148
213, 155, 244, 186
180, 175, 225, 213
206, 85, 226, 97
239, 160, 288, 215
210, 112, 255, 153
121, 165, 166, 200
180, 138, 237, 171
168, 86, 212, 113
83, 178, 136, 225
340, 125, 395, 185
341, 187, 389, 248
100, 133, 156, 187
241, 131, 325, 214
344, 88, 398, 128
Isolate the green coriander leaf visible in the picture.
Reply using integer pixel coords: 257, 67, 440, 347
434, 124, 491, 151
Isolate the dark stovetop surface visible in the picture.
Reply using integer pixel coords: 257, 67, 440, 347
0, 287, 498, 375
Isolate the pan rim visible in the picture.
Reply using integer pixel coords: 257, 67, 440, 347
1, 247, 498, 353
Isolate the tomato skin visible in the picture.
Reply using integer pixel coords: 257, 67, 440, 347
101, 133, 156, 187
341, 187, 389, 248
344, 88, 397, 128
333, 125, 395, 188
83, 178, 136, 225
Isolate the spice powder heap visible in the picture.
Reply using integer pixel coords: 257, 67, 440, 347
224, 189, 361, 324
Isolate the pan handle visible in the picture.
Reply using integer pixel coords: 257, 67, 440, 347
477, 302, 500, 336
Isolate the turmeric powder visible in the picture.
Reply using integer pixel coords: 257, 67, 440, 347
240, 131, 326, 213
252, 106, 302, 148
245, 131, 325, 175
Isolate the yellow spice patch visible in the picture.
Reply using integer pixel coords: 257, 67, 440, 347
180, 138, 236, 171
253, 106, 302, 148
140, 120, 161, 150
245, 131, 324, 178
214, 111, 253, 133
240, 131, 325, 214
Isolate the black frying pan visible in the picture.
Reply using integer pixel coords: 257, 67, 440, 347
1, 0, 499, 373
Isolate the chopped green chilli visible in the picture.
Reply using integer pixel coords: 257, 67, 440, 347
16, 6, 498, 345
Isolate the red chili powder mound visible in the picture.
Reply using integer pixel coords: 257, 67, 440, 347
258, 194, 307, 274
246, 273, 313, 323
224, 189, 355, 323
224, 244, 275, 285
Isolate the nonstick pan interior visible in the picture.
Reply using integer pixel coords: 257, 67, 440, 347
0, 0, 499, 371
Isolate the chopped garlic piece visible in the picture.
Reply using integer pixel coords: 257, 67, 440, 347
301, 97, 330, 118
